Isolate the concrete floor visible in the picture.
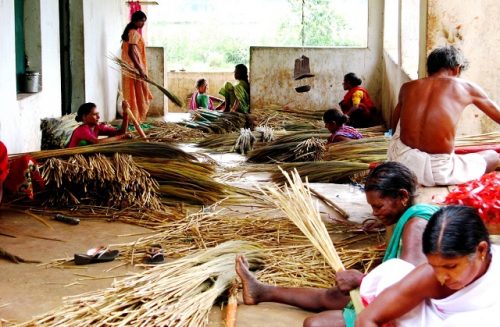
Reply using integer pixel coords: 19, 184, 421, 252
1, 148, 492, 327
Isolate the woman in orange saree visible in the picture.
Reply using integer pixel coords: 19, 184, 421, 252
121, 10, 153, 123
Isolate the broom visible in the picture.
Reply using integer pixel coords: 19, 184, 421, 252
259, 168, 364, 313
111, 56, 184, 108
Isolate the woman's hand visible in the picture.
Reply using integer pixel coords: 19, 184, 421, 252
336, 269, 365, 293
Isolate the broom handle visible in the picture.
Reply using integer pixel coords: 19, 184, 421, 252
349, 289, 364, 313
125, 106, 147, 139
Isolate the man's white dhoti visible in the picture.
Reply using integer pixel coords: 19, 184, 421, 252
387, 124, 486, 186
360, 245, 500, 326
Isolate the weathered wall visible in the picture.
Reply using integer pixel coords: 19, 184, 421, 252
249, 0, 384, 113
82, 0, 125, 122
166, 72, 233, 113
146, 47, 166, 116
382, 0, 499, 135
0, 0, 62, 153
426, 0, 499, 134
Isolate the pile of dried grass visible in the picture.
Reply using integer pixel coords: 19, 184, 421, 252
146, 120, 206, 142
247, 126, 385, 163
26, 241, 264, 327
293, 137, 326, 162
251, 105, 325, 130
39, 153, 162, 209
186, 110, 250, 134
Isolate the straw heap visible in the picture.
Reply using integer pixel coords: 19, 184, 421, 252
259, 168, 364, 312
39, 153, 162, 209
293, 137, 326, 162
25, 241, 264, 327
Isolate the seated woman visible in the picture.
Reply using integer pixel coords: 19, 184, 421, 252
217, 64, 250, 113
358, 205, 499, 326
339, 73, 379, 128
323, 108, 363, 144
188, 78, 223, 110
235, 162, 440, 327
67, 101, 131, 148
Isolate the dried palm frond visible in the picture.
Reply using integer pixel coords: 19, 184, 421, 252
111, 56, 184, 107
259, 168, 364, 312
16, 141, 197, 162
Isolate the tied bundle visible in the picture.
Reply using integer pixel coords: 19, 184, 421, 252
234, 128, 256, 155
293, 137, 326, 161
40, 153, 161, 209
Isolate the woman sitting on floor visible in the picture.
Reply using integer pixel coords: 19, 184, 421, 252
217, 64, 250, 113
236, 161, 440, 327
339, 72, 380, 128
357, 205, 499, 326
323, 108, 363, 144
188, 78, 223, 110
67, 101, 131, 148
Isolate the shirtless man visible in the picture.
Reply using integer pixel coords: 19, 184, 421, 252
389, 46, 500, 186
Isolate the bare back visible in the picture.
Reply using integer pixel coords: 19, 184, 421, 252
396, 75, 500, 154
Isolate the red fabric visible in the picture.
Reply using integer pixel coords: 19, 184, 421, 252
455, 144, 500, 154
0, 141, 8, 183
67, 124, 119, 148
4, 155, 45, 200
341, 86, 375, 113
443, 172, 499, 224
129, 1, 142, 35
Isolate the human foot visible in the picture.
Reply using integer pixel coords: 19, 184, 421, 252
235, 255, 265, 305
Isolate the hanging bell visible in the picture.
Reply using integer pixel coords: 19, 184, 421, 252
293, 55, 315, 80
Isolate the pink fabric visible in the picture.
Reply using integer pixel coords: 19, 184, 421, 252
188, 92, 215, 110
67, 124, 119, 148
328, 125, 363, 143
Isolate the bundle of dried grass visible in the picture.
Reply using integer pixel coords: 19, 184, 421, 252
134, 158, 231, 205
255, 125, 276, 142
259, 168, 364, 312
234, 128, 256, 154
293, 137, 326, 162
323, 136, 389, 163
27, 241, 264, 327
40, 113, 80, 150
111, 56, 184, 107
39, 153, 162, 209
197, 129, 283, 153
20, 141, 197, 162
190, 111, 249, 134
146, 120, 206, 142
247, 127, 385, 163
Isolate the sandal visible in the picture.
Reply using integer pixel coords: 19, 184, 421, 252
144, 245, 165, 264
74, 246, 120, 265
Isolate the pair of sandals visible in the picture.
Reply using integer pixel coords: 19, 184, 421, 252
143, 244, 165, 264
73, 245, 165, 266
74, 246, 119, 265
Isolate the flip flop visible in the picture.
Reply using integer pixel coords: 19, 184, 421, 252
144, 245, 165, 264
74, 247, 119, 265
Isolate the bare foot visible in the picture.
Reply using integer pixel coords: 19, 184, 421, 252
235, 255, 265, 305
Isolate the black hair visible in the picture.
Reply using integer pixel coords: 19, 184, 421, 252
344, 73, 362, 87
121, 11, 147, 42
235, 64, 249, 84
365, 161, 417, 202
423, 205, 490, 257
323, 108, 348, 125
76, 102, 96, 122
196, 78, 207, 89
426, 46, 469, 75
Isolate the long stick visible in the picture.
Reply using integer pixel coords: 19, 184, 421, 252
125, 106, 147, 140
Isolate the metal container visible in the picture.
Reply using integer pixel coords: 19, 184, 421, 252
22, 71, 41, 93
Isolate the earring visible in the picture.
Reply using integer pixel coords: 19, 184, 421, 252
481, 256, 485, 261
